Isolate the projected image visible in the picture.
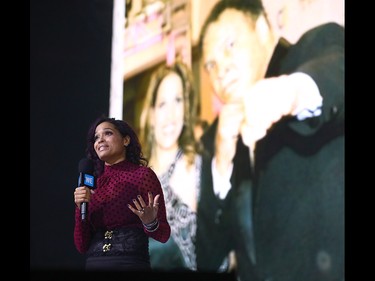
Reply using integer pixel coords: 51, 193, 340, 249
113, 0, 345, 279
138, 60, 202, 270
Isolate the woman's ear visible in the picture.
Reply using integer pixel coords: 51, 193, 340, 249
124, 135, 130, 146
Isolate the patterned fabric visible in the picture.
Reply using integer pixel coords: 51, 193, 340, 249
74, 160, 170, 256
86, 227, 149, 258
150, 149, 202, 270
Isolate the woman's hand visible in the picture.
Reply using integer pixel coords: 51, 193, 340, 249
128, 192, 160, 224
74, 186, 95, 208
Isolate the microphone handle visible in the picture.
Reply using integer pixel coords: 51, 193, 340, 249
78, 172, 87, 221
81, 202, 87, 221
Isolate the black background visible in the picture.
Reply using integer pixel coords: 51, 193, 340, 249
30, 0, 113, 271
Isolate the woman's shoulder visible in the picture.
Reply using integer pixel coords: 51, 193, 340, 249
136, 165, 159, 178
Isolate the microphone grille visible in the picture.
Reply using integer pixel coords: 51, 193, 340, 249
78, 158, 94, 174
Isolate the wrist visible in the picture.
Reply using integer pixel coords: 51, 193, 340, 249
143, 218, 159, 232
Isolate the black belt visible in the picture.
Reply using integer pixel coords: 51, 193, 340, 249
86, 226, 149, 259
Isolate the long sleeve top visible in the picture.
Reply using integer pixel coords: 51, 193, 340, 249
74, 160, 171, 254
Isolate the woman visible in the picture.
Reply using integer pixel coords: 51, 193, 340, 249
139, 60, 202, 271
73, 116, 170, 271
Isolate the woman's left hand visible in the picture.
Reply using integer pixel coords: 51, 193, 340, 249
128, 191, 160, 224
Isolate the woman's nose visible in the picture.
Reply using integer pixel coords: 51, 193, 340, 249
97, 134, 104, 142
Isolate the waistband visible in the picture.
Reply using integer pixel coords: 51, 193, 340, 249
86, 226, 149, 260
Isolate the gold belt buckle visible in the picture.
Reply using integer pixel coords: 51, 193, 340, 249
104, 230, 113, 239
103, 230, 113, 252
102, 243, 111, 252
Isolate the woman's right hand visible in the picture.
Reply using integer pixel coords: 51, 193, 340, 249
74, 186, 95, 208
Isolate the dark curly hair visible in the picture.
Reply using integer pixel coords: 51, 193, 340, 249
85, 115, 149, 176
199, 0, 264, 54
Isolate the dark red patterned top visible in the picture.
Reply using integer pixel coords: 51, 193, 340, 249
74, 160, 171, 254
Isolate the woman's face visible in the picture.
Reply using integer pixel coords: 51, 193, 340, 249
151, 72, 184, 150
94, 121, 128, 165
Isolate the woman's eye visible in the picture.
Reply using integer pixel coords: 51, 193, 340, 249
225, 39, 234, 51
157, 101, 166, 109
205, 61, 216, 73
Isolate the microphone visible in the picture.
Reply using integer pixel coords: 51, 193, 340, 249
78, 158, 95, 221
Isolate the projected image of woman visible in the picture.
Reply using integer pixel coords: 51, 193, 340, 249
139, 60, 202, 271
